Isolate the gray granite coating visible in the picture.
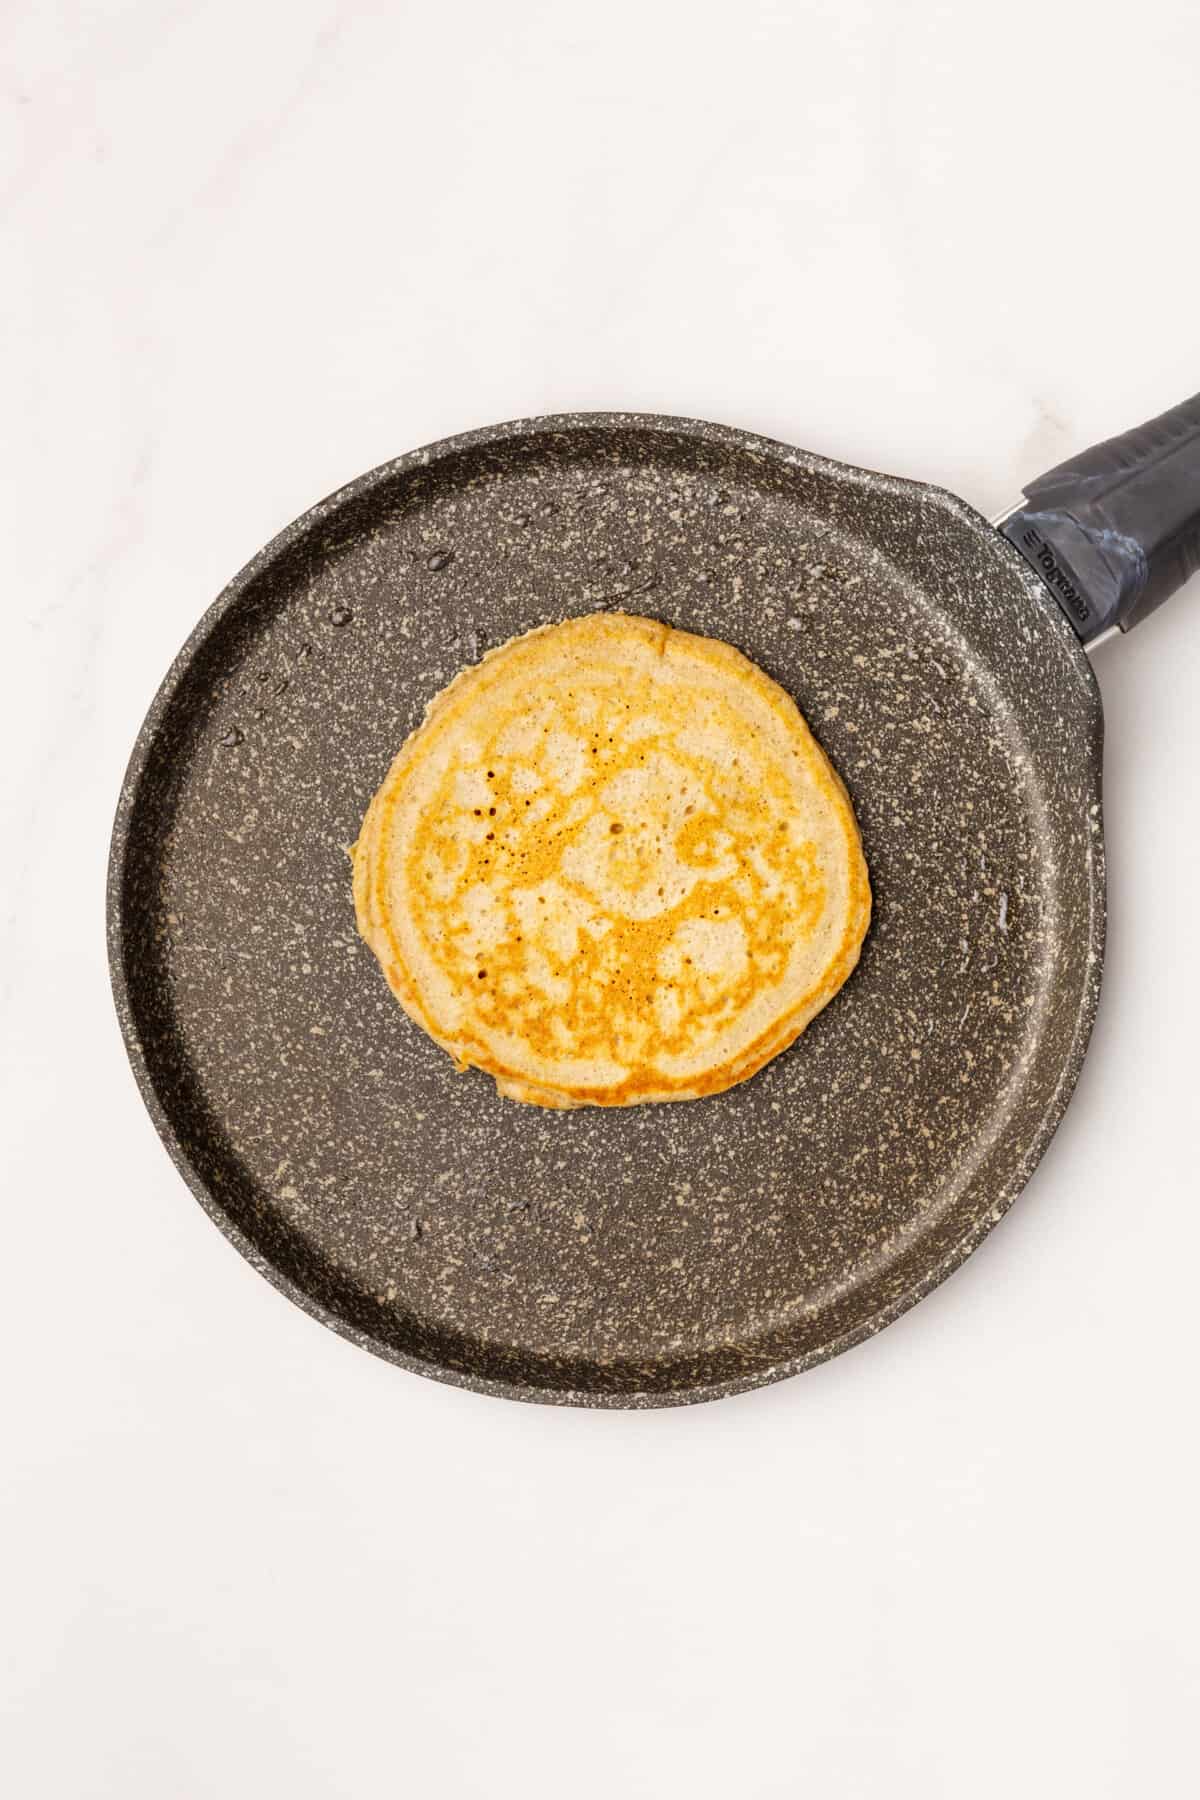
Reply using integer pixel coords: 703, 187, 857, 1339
107, 415, 1105, 1406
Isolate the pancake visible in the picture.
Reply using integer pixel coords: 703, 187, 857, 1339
352, 612, 870, 1108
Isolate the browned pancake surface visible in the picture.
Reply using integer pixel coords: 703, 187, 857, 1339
353, 613, 870, 1106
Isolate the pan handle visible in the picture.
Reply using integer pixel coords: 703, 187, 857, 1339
998, 391, 1200, 643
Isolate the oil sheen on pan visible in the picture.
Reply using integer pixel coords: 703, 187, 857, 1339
352, 612, 871, 1108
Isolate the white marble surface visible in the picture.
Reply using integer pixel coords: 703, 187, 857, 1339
4, 2, 1200, 1794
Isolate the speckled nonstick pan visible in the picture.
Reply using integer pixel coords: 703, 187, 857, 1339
108, 400, 1200, 1406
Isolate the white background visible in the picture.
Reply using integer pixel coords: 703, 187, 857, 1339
4, 3, 1199, 1795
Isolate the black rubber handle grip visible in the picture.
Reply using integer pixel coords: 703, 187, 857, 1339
1000, 391, 1200, 641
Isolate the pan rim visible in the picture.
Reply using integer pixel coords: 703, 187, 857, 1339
106, 410, 1106, 1407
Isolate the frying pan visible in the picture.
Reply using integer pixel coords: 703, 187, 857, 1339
108, 395, 1200, 1406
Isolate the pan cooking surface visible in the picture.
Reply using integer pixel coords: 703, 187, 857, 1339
109, 417, 1103, 1403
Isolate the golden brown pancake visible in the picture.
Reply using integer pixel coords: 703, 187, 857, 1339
352, 613, 870, 1107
